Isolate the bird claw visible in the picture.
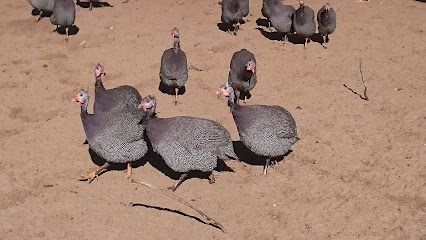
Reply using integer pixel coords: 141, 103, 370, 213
79, 172, 98, 183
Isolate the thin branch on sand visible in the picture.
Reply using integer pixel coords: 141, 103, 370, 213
343, 59, 369, 101
131, 179, 226, 233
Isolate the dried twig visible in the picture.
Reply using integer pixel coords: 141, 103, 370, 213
359, 59, 369, 101
343, 59, 369, 101
131, 179, 226, 233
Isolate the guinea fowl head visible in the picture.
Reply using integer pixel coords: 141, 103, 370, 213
297, 0, 304, 6
324, 3, 330, 11
172, 27, 179, 38
216, 82, 237, 107
245, 60, 256, 73
94, 63, 106, 78
73, 89, 89, 104
138, 95, 157, 117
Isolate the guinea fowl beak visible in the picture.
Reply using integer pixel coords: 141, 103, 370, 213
216, 89, 223, 98
72, 95, 79, 103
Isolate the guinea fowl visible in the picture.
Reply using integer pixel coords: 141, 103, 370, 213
221, 0, 245, 35
293, 0, 316, 48
240, 0, 249, 20
228, 49, 257, 103
317, 3, 336, 49
73, 90, 147, 182
216, 83, 299, 175
139, 95, 237, 191
93, 63, 142, 113
269, 0, 296, 44
159, 28, 188, 105
50, 0, 75, 41
261, 0, 280, 30
27, 0, 55, 21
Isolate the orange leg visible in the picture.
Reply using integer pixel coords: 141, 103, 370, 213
80, 162, 110, 182
168, 173, 189, 192
126, 162, 132, 178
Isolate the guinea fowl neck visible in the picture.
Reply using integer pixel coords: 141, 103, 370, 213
173, 37, 180, 53
80, 99, 89, 117
95, 74, 104, 88
227, 91, 238, 110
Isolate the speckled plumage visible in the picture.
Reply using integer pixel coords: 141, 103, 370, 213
293, 2, 316, 38
217, 83, 298, 174
317, 5, 336, 36
77, 90, 147, 164
228, 49, 257, 100
269, 2, 296, 40
261, 0, 279, 20
159, 34, 188, 92
93, 64, 142, 114
50, 0, 75, 28
27, 0, 55, 13
141, 97, 236, 174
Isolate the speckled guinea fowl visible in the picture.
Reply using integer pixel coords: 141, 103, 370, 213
73, 90, 147, 182
269, 0, 296, 44
93, 63, 142, 114
159, 28, 188, 105
50, 0, 75, 41
261, 0, 280, 30
139, 95, 237, 191
27, 0, 55, 21
317, 3, 336, 49
217, 83, 299, 175
293, 0, 316, 48
221, 0, 245, 35
228, 49, 257, 103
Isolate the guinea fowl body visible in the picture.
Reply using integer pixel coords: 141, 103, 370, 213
50, 0, 75, 40
228, 49, 257, 102
51, 0, 75, 27
93, 64, 142, 114
77, 91, 148, 164
217, 83, 298, 175
240, 0, 249, 18
232, 104, 298, 157
160, 28, 188, 105
293, 0, 315, 47
27, 0, 55, 19
221, 0, 244, 34
140, 96, 236, 191
317, 4, 336, 48
261, 0, 280, 28
269, 1, 296, 42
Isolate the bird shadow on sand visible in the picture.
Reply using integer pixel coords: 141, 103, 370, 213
217, 20, 246, 34
87, 148, 149, 175
31, 9, 52, 19
158, 81, 186, 97
54, 25, 80, 36
256, 27, 324, 47
131, 203, 222, 231
76, 0, 113, 9
232, 141, 289, 166
415, 0, 426, 2
255, 18, 269, 28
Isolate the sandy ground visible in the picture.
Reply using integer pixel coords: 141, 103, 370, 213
0, 0, 425, 239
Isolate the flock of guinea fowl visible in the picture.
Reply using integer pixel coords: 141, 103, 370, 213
27, 0, 336, 191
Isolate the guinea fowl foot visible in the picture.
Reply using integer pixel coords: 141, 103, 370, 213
168, 173, 189, 192
65, 27, 69, 42
208, 172, 216, 184
79, 162, 110, 183
89, 1, 93, 10
263, 158, 279, 176
304, 38, 310, 49
36, 11, 43, 22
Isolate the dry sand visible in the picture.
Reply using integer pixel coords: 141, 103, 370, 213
0, 0, 425, 239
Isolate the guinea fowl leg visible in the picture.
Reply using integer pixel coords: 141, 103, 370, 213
174, 88, 179, 105
65, 27, 69, 42
208, 172, 216, 184
168, 173, 189, 192
263, 159, 271, 175
244, 95, 247, 104
322, 35, 327, 49
80, 162, 110, 182
304, 37, 309, 49
36, 11, 43, 22
89, 1, 93, 10
126, 162, 132, 178
236, 91, 241, 104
